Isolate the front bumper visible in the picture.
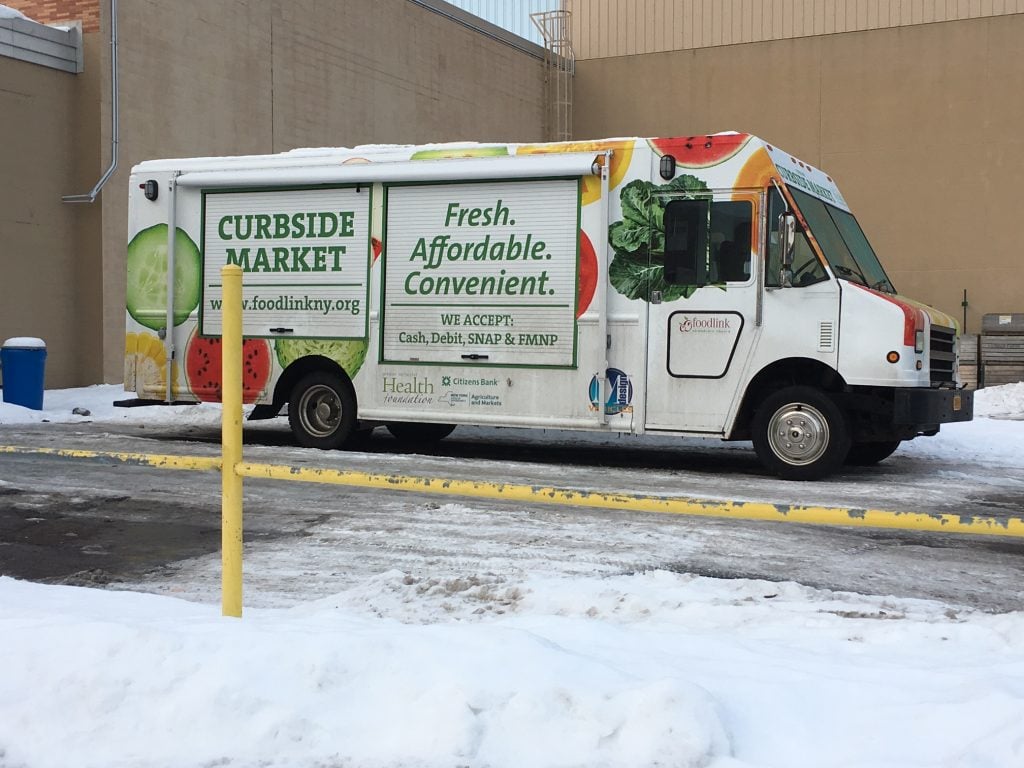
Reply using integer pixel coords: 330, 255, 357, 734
893, 387, 974, 426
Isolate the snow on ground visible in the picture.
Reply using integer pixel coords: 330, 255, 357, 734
2, 384, 1024, 767
4, 572, 1024, 768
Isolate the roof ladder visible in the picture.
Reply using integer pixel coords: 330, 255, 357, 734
530, 9, 574, 142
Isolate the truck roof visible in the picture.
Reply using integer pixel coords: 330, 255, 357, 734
131, 131, 847, 210
130, 132, 752, 174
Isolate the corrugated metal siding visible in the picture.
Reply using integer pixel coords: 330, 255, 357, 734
445, 0, 565, 45
0, 15, 82, 73
567, 0, 1024, 59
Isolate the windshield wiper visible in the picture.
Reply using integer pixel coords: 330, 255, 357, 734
831, 263, 869, 286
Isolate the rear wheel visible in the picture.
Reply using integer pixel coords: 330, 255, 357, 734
752, 386, 850, 481
288, 371, 356, 450
386, 422, 456, 444
845, 440, 901, 466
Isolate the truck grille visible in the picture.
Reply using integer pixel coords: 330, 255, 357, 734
930, 324, 956, 386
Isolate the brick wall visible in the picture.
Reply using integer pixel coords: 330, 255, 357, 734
5, 0, 101, 32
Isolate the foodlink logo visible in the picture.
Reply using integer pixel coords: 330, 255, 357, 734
678, 315, 731, 333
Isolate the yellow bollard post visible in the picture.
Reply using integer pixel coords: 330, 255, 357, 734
220, 264, 244, 617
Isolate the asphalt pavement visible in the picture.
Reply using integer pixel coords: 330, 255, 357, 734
1, 420, 1022, 612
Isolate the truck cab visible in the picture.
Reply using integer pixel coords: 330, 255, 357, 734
638, 137, 971, 478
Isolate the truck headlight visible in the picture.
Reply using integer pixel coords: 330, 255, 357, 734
915, 329, 925, 353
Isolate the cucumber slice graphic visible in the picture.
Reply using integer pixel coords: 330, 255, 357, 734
126, 224, 201, 330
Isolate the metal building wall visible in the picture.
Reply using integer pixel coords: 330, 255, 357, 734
445, 0, 564, 44
567, 0, 1024, 58
572, 10, 1024, 333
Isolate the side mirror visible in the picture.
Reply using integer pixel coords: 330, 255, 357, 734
778, 212, 796, 287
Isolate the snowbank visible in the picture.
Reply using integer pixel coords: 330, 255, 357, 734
2, 385, 1024, 765
2, 572, 1023, 768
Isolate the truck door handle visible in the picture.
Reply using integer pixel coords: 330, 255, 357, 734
269, 327, 294, 333
650, 290, 663, 304
461, 353, 489, 360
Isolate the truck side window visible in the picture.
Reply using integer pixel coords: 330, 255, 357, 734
766, 188, 828, 288
663, 199, 707, 285
663, 199, 753, 284
709, 201, 753, 282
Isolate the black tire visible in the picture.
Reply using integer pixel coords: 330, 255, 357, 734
845, 440, 901, 466
287, 371, 356, 449
752, 386, 850, 481
386, 422, 456, 444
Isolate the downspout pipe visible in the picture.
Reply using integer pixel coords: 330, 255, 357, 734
63, 0, 117, 203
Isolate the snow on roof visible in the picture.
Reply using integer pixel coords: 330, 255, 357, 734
0, 4, 30, 21
131, 133, 762, 175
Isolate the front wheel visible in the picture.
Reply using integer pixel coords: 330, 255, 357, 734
752, 386, 850, 481
288, 371, 356, 449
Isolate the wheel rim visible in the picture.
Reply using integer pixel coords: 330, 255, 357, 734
297, 384, 342, 437
766, 401, 831, 467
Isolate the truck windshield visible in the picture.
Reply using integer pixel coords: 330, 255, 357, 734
789, 187, 895, 293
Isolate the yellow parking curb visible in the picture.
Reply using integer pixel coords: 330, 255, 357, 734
0, 445, 221, 472
3, 445, 1021, 537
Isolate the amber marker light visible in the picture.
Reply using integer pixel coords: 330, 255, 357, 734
887, 351, 900, 363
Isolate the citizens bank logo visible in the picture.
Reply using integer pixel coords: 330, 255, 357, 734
678, 315, 732, 333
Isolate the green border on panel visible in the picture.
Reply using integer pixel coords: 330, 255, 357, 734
199, 183, 373, 341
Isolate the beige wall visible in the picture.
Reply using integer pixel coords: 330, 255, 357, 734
574, 13, 1024, 332
92, 0, 546, 383
0, 50, 102, 388
271, 1, 546, 148
2, 0, 546, 386
568, 0, 1024, 59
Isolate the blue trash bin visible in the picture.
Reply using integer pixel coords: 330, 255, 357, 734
1, 337, 47, 410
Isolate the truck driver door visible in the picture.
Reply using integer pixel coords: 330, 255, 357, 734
643, 191, 761, 433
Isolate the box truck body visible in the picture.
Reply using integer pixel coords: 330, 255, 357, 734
124, 133, 972, 479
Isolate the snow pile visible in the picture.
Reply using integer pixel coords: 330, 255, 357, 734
2, 573, 1023, 768
976, 381, 1024, 418
0, 384, 227, 426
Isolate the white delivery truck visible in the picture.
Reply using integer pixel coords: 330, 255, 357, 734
123, 133, 972, 480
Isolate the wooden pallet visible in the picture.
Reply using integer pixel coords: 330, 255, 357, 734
982, 313, 1024, 335
982, 364, 1024, 387
959, 363, 979, 390
959, 334, 979, 365
981, 335, 1024, 363
971, 324, 1024, 387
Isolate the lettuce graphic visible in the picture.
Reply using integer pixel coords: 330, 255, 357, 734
275, 338, 368, 378
607, 174, 710, 302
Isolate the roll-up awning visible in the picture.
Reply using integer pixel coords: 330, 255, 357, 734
175, 152, 602, 188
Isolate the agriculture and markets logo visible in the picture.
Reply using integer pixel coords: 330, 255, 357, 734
588, 368, 633, 415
